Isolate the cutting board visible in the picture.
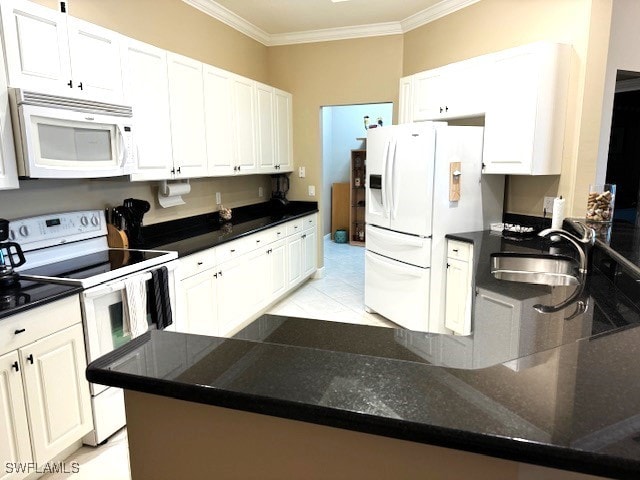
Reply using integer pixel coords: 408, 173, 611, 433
107, 224, 129, 248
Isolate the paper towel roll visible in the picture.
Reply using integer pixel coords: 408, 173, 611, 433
551, 196, 565, 230
158, 180, 191, 208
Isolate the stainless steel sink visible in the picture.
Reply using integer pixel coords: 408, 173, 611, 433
490, 253, 581, 286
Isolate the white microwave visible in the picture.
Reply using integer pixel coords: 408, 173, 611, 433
9, 88, 136, 179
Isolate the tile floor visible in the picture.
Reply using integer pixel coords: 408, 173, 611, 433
41, 237, 391, 480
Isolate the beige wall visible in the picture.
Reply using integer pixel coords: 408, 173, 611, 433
268, 36, 404, 261
9, 0, 272, 225
403, 0, 612, 217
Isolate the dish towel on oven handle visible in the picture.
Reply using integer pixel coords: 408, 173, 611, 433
150, 266, 173, 329
122, 273, 149, 338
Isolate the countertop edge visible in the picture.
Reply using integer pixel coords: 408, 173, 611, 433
0, 285, 83, 320
86, 348, 639, 480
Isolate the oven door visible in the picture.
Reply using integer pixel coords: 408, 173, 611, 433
81, 261, 177, 394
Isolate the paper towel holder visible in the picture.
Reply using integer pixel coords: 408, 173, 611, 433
159, 179, 190, 196
158, 179, 191, 208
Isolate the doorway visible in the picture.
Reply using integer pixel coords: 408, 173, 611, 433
605, 70, 640, 224
321, 103, 393, 241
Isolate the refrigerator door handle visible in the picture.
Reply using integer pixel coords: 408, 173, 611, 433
385, 140, 396, 217
390, 140, 399, 220
365, 251, 423, 278
367, 226, 425, 247
381, 140, 390, 216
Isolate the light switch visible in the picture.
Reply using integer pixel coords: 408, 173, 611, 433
258, 187, 263, 197
308, 185, 315, 196
215, 192, 221, 204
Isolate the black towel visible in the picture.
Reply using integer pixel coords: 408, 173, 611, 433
149, 267, 173, 329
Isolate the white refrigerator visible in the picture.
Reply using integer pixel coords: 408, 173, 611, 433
364, 122, 504, 333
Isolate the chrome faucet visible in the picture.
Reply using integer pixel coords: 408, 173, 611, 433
537, 221, 596, 274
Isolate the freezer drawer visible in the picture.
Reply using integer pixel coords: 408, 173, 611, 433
366, 225, 431, 268
364, 251, 430, 331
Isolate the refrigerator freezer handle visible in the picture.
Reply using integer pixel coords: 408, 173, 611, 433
381, 141, 390, 215
390, 140, 399, 220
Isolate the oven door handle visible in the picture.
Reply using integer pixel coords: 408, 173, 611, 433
84, 272, 153, 299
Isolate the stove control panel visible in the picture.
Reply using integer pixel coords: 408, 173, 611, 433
9, 210, 107, 251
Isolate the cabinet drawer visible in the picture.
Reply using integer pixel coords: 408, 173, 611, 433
215, 236, 252, 264
447, 240, 472, 261
302, 214, 317, 231
178, 248, 216, 279
0, 295, 82, 355
286, 219, 304, 236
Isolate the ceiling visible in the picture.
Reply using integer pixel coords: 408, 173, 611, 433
182, 0, 480, 46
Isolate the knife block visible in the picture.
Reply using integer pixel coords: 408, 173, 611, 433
107, 224, 129, 248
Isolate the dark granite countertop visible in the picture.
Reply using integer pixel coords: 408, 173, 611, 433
87, 226, 640, 479
141, 201, 318, 257
0, 279, 82, 320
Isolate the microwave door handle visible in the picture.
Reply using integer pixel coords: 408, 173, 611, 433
117, 124, 127, 167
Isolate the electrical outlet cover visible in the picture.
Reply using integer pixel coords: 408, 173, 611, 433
543, 196, 555, 215
216, 192, 222, 204
308, 185, 315, 196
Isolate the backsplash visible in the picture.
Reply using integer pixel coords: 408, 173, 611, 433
0, 175, 272, 224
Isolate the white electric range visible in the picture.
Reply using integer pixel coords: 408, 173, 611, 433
11, 210, 178, 446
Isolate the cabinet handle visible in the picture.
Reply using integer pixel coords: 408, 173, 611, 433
452, 249, 459, 253
177, 167, 181, 174
218, 271, 223, 277
230, 249, 235, 253
214, 272, 218, 278
11, 361, 19, 372
78, 82, 83, 91
238, 166, 241, 171
277, 232, 281, 235
302, 234, 306, 239
446, 263, 450, 269
439, 107, 443, 113
171, 167, 176, 175
67, 79, 73, 88
445, 106, 448, 112
197, 261, 203, 266
26, 354, 34, 365
14, 328, 26, 335
256, 240, 261, 243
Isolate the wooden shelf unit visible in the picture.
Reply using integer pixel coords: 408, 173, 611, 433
350, 148, 366, 245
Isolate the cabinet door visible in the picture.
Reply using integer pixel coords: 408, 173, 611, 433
256, 82, 276, 173
0, 0, 71, 95
0, 37, 18, 191
122, 39, 173, 181
232, 76, 257, 174
274, 89, 293, 171
21, 324, 92, 463
0, 351, 32, 480
287, 234, 303, 288
413, 69, 446, 121
398, 76, 413, 124
167, 53, 208, 178
179, 270, 218, 336
302, 230, 317, 277
217, 256, 254, 336
269, 239, 288, 300
67, 17, 123, 102
203, 64, 235, 176
482, 49, 538, 175
444, 257, 472, 335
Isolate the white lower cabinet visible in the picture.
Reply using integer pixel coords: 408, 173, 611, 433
180, 269, 219, 336
444, 240, 474, 336
177, 214, 317, 338
0, 297, 92, 480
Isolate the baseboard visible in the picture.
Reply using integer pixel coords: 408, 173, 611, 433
324, 233, 331, 240
312, 266, 325, 279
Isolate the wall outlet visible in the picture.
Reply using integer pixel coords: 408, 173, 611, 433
543, 196, 555, 216
216, 192, 222, 205
298, 166, 306, 178
258, 187, 263, 197
308, 185, 315, 196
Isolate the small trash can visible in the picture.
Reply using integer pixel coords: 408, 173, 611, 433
334, 229, 347, 243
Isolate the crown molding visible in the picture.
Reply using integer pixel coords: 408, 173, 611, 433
182, 0, 479, 46
181, 0, 270, 45
269, 22, 403, 46
402, 0, 481, 32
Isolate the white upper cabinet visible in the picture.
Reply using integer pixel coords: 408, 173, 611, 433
411, 60, 486, 122
274, 88, 293, 172
482, 42, 571, 175
204, 65, 235, 176
121, 38, 173, 181
0, 27, 18, 190
167, 52, 208, 178
0, 0, 123, 103
399, 41, 570, 176
232, 76, 258, 175
256, 82, 276, 173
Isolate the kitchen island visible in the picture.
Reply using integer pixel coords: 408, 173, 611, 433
87, 230, 640, 480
